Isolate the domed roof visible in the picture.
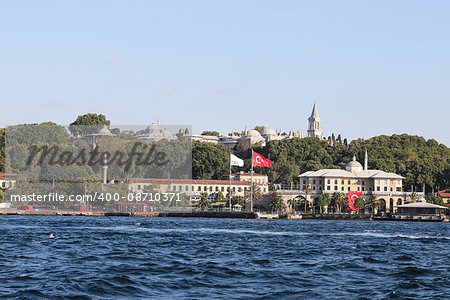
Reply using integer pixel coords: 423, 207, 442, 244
147, 123, 159, 130
346, 156, 363, 172
98, 125, 113, 135
260, 127, 276, 136
247, 129, 263, 138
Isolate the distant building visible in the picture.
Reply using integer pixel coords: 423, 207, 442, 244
307, 101, 324, 139
298, 150, 419, 213
229, 171, 269, 185
137, 119, 176, 143
438, 189, 450, 204
129, 178, 269, 200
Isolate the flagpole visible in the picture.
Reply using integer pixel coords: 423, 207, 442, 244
229, 156, 232, 212
250, 150, 254, 212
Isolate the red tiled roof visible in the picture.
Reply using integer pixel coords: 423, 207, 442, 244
438, 189, 450, 198
130, 178, 264, 186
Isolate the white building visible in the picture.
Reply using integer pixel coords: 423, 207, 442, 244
129, 178, 269, 200
298, 151, 420, 212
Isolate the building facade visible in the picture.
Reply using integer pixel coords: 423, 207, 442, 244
298, 152, 420, 213
129, 178, 269, 201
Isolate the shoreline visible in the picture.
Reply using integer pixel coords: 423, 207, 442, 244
1, 210, 448, 222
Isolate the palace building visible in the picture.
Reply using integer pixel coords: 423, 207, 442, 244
298, 150, 419, 213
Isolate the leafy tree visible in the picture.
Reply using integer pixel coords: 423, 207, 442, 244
354, 197, 365, 213
331, 192, 346, 213
69, 113, 111, 137
317, 193, 331, 214
215, 191, 225, 202
244, 185, 262, 208
198, 193, 211, 211
201, 131, 220, 136
426, 194, 444, 206
269, 193, 286, 213
0, 189, 4, 203
192, 142, 229, 179
254, 126, 265, 133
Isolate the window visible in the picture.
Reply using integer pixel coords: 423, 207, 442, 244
362, 181, 365, 185
232, 187, 236, 192
221, 187, 224, 192
209, 186, 213, 192
377, 186, 380, 191
198, 186, 201, 191
341, 186, 344, 191
348, 187, 351, 191
334, 180, 338, 184
238, 187, 242, 192
204, 186, 208, 191
341, 180, 344, 185
313, 186, 316, 191
178, 186, 182, 191
384, 186, 387, 192
313, 180, 316, 184
327, 179, 330, 184
390, 187, 393, 192
215, 187, 218, 192
303, 180, 306, 185
172, 186, 177, 191
362, 187, 365, 191
192, 186, 194, 191
138, 185, 141, 190
319, 186, 322, 190
327, 186, 331, 190
334, 186, 338, 191
357, 187, 360, 191
348, 180, 351, 184
369, 187, 372, 192
396, 187, 401, 192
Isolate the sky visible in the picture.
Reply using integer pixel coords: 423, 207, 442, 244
1, 0, 449, 145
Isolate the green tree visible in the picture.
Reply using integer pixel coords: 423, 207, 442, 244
244, 185, 262, 208
317, 193, 331, 214
254, 126, 265, 133
354, 197, 365, 213
331, 192, 346, 213
0, 189, 4, 203
69, 113, 111, 137
192, 143, 229, 179
198, 193, 211, 211
269, 193, 286, 213
201, 131, 220, 136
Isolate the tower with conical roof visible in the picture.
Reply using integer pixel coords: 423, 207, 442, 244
307, 101, 323, 139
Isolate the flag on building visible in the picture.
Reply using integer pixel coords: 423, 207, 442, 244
230, 154, 244, 167
253, 151, 272, 167
348, 191, 362, 211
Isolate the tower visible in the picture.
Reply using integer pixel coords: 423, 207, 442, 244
364, 148, 368, 171
307, 101, 323, 139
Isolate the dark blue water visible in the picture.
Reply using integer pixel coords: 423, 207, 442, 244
0, 216, 448, 299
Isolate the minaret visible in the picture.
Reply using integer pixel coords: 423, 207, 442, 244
244, 125, 248, 136
157, 115, 160, 126
307, 101, 323, 139
364, 148, 368, 171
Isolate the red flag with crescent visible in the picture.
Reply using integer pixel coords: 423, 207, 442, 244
348, 191, 362, 211
253, 151, 272, 167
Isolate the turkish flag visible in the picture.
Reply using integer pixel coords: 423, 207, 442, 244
348, 191, 362, 211
253, 151, 272, 167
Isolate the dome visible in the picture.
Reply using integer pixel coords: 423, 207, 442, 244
98, 125, 113, 136
346, 156, 363, 172
260, 127, 276, 136
147, 123, 159, 130
247, 129, 263, 138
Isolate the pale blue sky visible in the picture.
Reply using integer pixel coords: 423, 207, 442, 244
1, 1, 449, 145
